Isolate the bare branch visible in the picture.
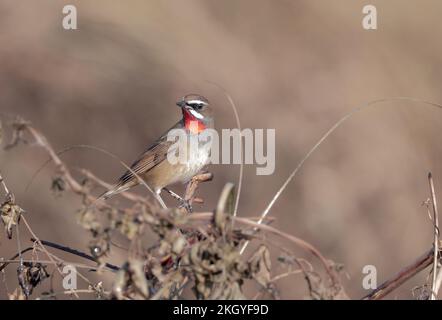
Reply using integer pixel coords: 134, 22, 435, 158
428, 173, 440, 299
362, 248, 434, 300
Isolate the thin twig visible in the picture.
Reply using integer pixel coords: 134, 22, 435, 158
1, 259, 112, 271
362, 248, 434, 300
245, 97, 442, 256
21, 217, 69, 278
23, 126, 164, 208
434, 267, 442, 297
0, 247, 35, 272
21, 216, 95, 298
206, 82, 243, 218
30, 238, 119, 272
271, 269, 304, 282
184, 172, 213, 205
0, 172, 11, 197
429, 173, 440, 299
224, 92, 243, 218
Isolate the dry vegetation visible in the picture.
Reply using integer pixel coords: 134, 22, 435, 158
0, 114, 441, 300
1, 0, 442, 301
0, 116, 348, 299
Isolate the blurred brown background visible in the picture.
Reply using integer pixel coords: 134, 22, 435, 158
1, 0, 442, 299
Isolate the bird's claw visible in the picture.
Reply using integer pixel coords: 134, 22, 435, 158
179, 199, 193, 213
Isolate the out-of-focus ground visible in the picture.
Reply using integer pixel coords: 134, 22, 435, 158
1, 0, 442, 299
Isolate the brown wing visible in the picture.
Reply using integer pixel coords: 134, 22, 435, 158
116, 120, 183, 188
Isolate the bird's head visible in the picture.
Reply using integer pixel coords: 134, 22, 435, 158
177, 94, 214, 133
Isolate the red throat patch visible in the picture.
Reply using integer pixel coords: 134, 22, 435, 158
183, 110, 206, 134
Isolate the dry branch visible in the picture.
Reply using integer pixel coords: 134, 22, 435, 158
428, 173, 440, 299
1, 116, 345, 300
362, 248, 434, 300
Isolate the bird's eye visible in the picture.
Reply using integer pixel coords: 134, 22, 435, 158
194, 103, 203, 110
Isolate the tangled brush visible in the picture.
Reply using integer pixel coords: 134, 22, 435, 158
0, 116, 348, 300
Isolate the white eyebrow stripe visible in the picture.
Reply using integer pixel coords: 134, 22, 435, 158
187, 99, 208, 105
189, 109, 204, 119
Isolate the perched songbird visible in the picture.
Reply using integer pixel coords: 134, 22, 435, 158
99, 94, 214, 210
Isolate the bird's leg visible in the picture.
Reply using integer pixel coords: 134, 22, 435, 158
155, 190, 167, 209
163, 188, 192, 213
163, 187, 182, 201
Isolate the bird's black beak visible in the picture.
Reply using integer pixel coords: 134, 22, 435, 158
176, 100, 186, 108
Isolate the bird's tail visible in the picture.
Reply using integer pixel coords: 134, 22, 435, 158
96, 184, 131, 201
82, 184, 134, 215
95, 181, 168, 209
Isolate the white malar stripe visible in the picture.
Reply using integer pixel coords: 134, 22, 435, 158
189, 109, 204, 119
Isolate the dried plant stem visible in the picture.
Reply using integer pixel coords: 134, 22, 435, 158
188, 212, 340, 286
434, 268, 442, 296
25, 127, 83, 192
206, 82, 243, 218
30, 238, 119, 271
0, 172, 11, 196
22, 216, 62, 273
224, 92, 243, 218
362, 248, 434, 300
4, 116, 347, 300
245, 98, 442, 256
39, 289, 111, 298
1, 172, 79, 298
184, 172, 213, 204
0, 247, 35, 272
1, 259, 110, 271
428, 173, 440, 299
271, 269, 304, 282
20, 215, 82, 298
61, 289, 110, 296
23, 216, 97, 290
24, 125, 163, 208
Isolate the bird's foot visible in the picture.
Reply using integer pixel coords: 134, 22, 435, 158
162, 187, 193, 212
178, 199, 193, 213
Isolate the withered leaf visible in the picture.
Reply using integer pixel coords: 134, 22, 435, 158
17, 262, 49, 298
248, 245, 272, 288
1, 200, 24, 239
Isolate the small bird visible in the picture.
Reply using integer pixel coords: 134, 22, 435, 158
99, 94, 214, 210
